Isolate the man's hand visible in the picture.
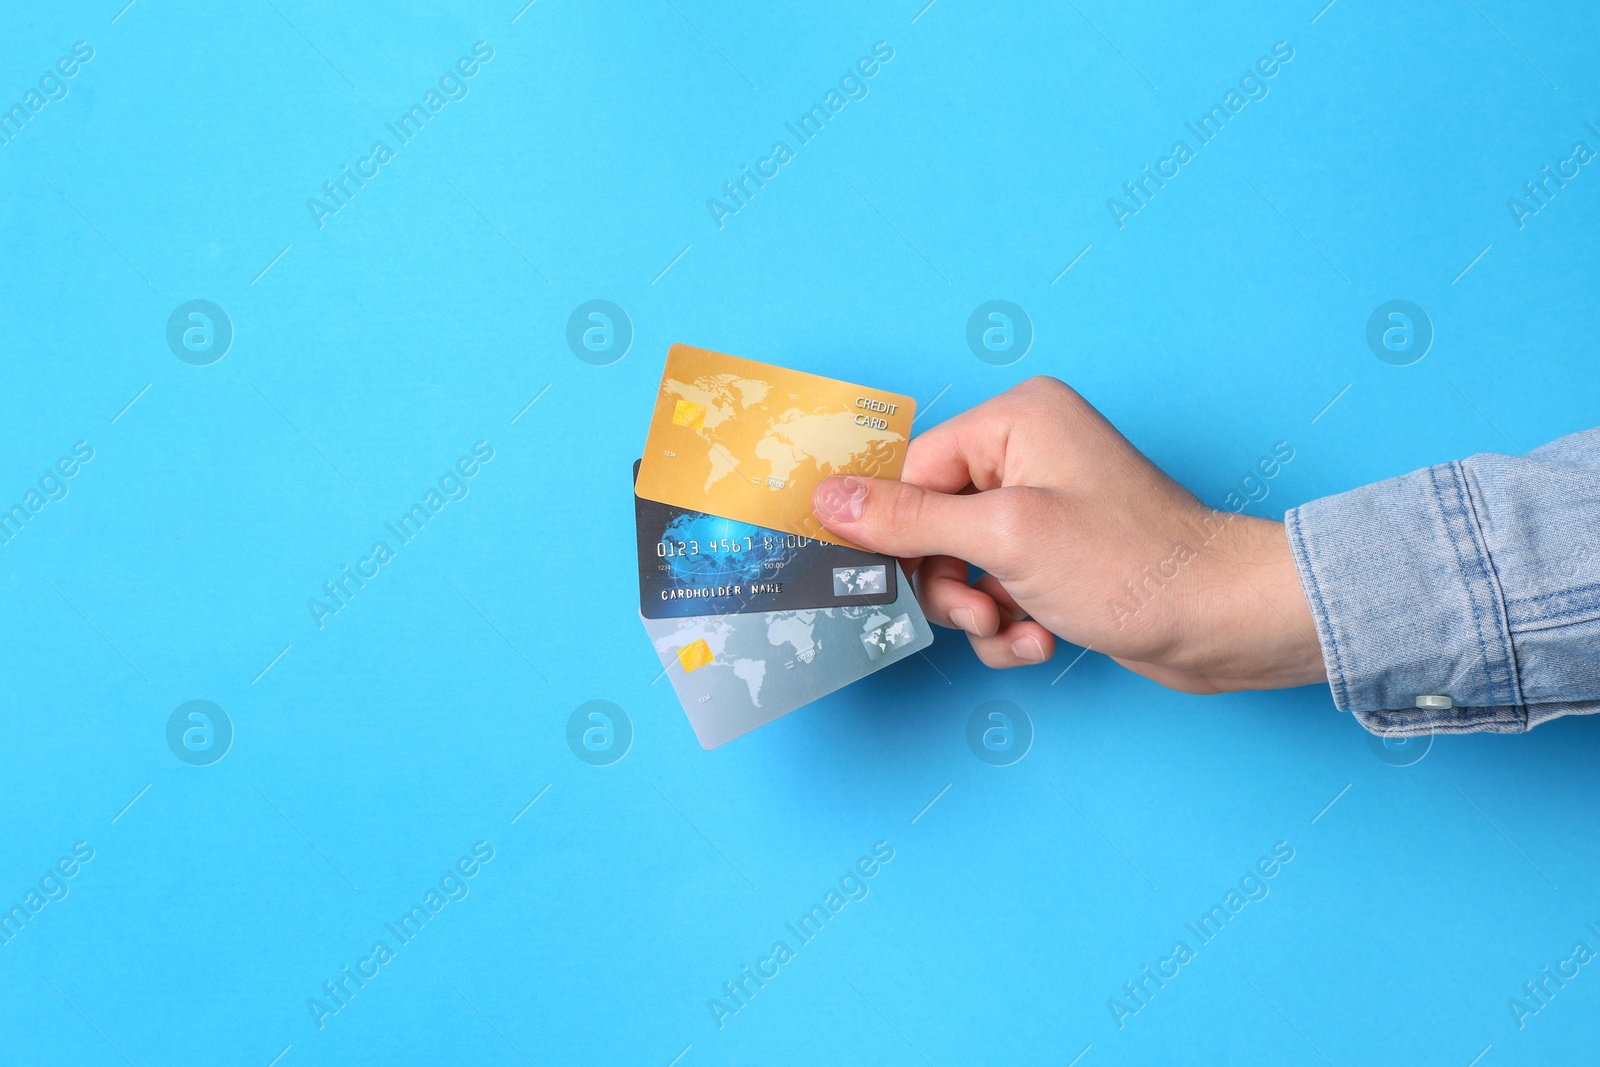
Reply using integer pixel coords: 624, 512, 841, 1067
810, 377, 1326, 694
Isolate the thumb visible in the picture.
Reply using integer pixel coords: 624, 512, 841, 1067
811, 476, 1016, 572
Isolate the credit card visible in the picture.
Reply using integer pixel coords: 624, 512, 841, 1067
633, 461, 896, 619
640, 565, 934, 749
634, 344, 916, 549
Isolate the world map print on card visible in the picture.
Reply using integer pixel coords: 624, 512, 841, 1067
639, 564, 931, 749
635, 345, 915, 549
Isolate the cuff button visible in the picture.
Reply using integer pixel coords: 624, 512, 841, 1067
1415, 694, 1454, 710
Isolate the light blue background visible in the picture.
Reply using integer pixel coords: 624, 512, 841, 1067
3, 1, 1598, 1064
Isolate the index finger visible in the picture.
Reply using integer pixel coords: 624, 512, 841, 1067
902, 389, 1016, 494
903, 375, 1123, 494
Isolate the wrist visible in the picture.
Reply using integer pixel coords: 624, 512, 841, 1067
1176, 513, 1327, 691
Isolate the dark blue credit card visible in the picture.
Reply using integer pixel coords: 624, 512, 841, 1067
633, 461, 897, 619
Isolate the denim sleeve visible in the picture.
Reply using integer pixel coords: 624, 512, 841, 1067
1284, 426, 1600, 736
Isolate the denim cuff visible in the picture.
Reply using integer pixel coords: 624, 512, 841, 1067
1343, 701, 1595, 737
1285, 460, 1527, 732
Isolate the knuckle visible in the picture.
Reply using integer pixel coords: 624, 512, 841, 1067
1005, 376, 1083, 431
880, 483, 925, 539
988, 490, 1036, 538
983, 490, 1043, 570
1016, 375, 1074, 403
1019, 374, 1063, 392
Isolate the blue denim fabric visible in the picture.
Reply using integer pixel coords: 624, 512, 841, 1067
1285, 427, 1600, 736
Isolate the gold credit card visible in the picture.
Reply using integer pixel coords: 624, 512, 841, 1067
635, 345, 916, 548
